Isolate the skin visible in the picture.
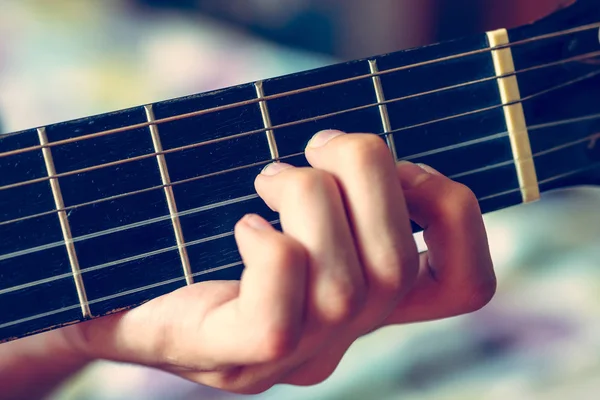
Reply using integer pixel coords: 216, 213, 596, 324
0, 130, 496, 398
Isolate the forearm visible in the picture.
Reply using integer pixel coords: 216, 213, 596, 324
0, 330, 90, 400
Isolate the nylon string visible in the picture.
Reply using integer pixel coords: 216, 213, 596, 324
1, 156, 600, 331
1, 22, 600, 330
1, 111, 599, 265
1, 50, 599, 194
0, 62, 598, 230
0, 120, 599, 297
0, 21, 598, 161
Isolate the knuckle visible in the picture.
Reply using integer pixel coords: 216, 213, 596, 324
434, 182, 479, 221
270, 238, 306, 269
255, 324, 299, 362
339, 134, 390, 166
450, 184, 479, 217
321, 282, 366, 324
464, 278, 497, 312
375, 251, 420, 296
285, 169, 337, 200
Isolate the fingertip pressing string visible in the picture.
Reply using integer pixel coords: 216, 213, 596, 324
0, 23, 599, 332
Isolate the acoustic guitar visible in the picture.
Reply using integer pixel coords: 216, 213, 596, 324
0, 0, 599, 344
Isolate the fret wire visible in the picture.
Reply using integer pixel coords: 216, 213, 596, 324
0, 215, 279, 298
1, 23, 598, 335
79, 228, 241, 281
4, 122, 594, 265
0, 261, 246, 330
0, 24, 598, 161
255, 81, 280, 160
368, 59, 398, 160
37, 127, 92, 319
0, 126, 597, 294
145, 105, 194, 286
0, 75, 499, 189
0, 219, 274, 297
391, 69, 600, 134
2, 54, 599, 195
4, 158, 600, 331
0, 194, 259, 262
1, 105, 599, 237
0, 159, 273, 227
3, 110, 597, 231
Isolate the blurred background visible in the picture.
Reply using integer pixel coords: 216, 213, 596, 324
1, 1, 599, 399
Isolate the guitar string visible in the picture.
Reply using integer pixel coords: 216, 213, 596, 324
1, 24, 599, 331
0, 126, 598, 295
0, 66, 598, 237
2, 159, 600, 331
1, 50, 599, 194
1, 111, 599, 264
0, 22, 598, 161
0, 69, 597, 270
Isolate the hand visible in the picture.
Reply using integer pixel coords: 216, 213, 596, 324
10, 130, 496, 395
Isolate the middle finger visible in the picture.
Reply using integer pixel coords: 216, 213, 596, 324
255, 163, 366, 326
305, 130, 419, 321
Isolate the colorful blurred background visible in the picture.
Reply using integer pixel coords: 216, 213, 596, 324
1, 1, 599, 399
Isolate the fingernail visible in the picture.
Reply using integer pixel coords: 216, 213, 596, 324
416, 163, 441, 176
307, 129, 345, 149
261, 162, 293, 176
242, 214, 272, 230
397, 161, 432, 189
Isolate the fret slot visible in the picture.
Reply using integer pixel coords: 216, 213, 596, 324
374, 34, 526, 215
0, 283, 83, 341
0, 215, 73, 286
368, 60, 398, 160
0, 130, 55, 221
262, 60, 382, 160
486, 28, 540, 204
145, 105, 194, 286
377, 49, 501, 137
179, 197, 276, 253
172, 165, 261, 214
84, 249, 186, 316
185, 234, 245, 281
152, 84, 270, 183
37, 128, 91, 319
255, 81, 280, 160
45, 107, 150, 173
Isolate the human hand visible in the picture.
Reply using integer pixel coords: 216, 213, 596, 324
48, 130, 496, 394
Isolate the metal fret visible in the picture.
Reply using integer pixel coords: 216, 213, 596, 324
368, 60, 398, 160
1, 23, 598, 163
255, 81, 280, 160
144, 105, 194, 286
37, 127, 91, 318
486, 29, 540, 203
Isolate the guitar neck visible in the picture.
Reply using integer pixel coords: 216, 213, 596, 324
0, 1, 599, 343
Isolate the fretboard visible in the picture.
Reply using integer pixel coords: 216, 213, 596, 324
1, 1, 599, 343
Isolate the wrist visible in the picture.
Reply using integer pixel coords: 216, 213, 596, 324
0, 329, 92, 400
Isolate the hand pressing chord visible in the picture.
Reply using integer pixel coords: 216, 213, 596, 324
3, 129, 495, 396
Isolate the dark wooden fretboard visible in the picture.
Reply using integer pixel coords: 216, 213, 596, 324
0, 0, 599, 343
